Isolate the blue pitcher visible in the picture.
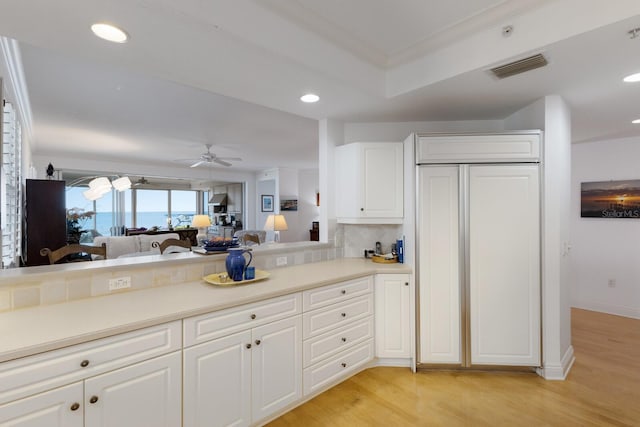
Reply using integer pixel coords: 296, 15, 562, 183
225, 248, 253, 281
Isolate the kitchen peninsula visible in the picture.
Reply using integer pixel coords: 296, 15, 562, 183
0, 252, 411, 426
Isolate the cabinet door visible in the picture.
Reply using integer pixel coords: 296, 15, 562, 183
84, 352, 181, 427
251, 316, 302, 423
417, 166, 461, 364
0, 383, 83, 427
362, 143, 403, 219
375, 274, 411, 358
469, 165, 540, 366
183, 330, 252, 427
336, 142, 403, 223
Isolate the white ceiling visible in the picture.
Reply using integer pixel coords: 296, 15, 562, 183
0, 1, 639, 174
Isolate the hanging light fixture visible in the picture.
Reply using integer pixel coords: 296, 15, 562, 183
66, 175, 132, 201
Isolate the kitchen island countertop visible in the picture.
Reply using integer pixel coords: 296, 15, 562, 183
0, 258, 410, 363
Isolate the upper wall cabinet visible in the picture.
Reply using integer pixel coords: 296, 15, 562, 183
415, 132, 540, 164
336, 142, 403, 224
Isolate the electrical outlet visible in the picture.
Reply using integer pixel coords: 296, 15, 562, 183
109, 276, 131, 291
608, 279, 616, 288
276, 256, 288, 267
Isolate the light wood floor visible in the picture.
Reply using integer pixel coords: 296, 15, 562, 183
268, 308, 640, 426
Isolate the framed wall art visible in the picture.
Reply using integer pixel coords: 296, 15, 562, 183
261, 195, 274, 212
581, 180, 640, 218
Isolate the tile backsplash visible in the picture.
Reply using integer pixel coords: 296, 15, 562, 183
341, 224, 403, 258
0, 244, 343, 313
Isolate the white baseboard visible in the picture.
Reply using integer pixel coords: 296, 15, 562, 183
537, 345, 575, 380
572, 300, 640, 319
373, 357, 411, 368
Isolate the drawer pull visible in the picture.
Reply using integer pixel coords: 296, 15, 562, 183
80, 360, 90, 368
341, 290, 346, 295
341, 312, 347, 318
250, 314, 257, 320
341, 337, 347, 343
246, 343, 252, 349
89, 396, 99, 404
255, 339, 261, 346
341, 362, 347, 368
70, 403, 80, 411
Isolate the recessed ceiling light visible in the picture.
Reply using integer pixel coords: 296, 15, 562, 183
632, 119, 640, 124
300, 93, 320, 103
91, 23, 128, 43
623, 72, 640, 82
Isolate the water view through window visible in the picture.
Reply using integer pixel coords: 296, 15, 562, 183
66, 187, 200, 238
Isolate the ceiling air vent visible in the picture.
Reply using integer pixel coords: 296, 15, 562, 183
490, 54, 548, 79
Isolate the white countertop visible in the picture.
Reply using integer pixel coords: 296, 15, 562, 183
0, 258, 410, 363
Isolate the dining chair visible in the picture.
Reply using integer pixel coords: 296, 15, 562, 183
40, 243, 107, 264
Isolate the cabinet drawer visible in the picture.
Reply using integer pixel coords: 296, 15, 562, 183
302, 276, 372, 311
303, 339, 373, 396
303, 294, 373, 339
184, 293, 301, 347
0, 321, 181, 405
303, 317, 373, 368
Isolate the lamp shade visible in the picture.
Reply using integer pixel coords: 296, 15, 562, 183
191, 215, 212, 228
112, 176, 132, 191
89, 177, 112, 192
264, 214, 288, 231
82, 188, 102, 201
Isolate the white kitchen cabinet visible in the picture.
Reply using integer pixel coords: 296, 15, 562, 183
0, 322, 182, 427
183, 316, 302, 427
84, 352, 181, 427
301, 279, 375, 398
375, 274, 411, 359
183, 330, 252, 427
0, 383, 83, 427
468, 165, 540, 366
251, 316, 302, 421
0, 353, 181, 427
417, 137, 541, 368
336, 142, 403, 224
227, 183, 243, 214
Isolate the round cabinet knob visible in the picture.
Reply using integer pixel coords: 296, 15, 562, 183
80, 360, 90, 368
255, 339, 261, 346
341, 312, 347, 318
360, 208, 364, 211
341, 290, 346, 295
341, 337, 347, 343
70, 403, 80, 411
250, 314, 256, 320
405, 282, 409, 286
246, 343, 252, 349
89, 396, 99, 404
341, 363, 347, 368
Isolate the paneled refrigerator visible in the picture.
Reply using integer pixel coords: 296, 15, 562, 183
416, 132, 541, 368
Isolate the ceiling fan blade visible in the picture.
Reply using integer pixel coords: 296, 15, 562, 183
213, 158, 232, 167
217, 157, 242, 161
190, 160, 206, 168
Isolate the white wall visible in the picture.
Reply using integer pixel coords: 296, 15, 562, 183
571, 137, 640, 319
505, 95, 574, 379
293, 169, 320, 242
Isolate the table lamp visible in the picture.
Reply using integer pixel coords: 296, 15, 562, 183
191, 215, 212, 243
264, 214, 288, 243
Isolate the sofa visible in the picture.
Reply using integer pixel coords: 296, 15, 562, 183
93, 233, 185, 259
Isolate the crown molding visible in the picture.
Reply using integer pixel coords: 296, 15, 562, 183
0, 37, 33, 143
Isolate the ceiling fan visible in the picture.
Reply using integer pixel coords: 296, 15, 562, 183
181, 144, 242, 168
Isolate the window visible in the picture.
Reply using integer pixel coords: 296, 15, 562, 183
64, 185, 205, 236
135, 189, 169, 229
2, 101, 22, 268
170, 190, 197, 227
